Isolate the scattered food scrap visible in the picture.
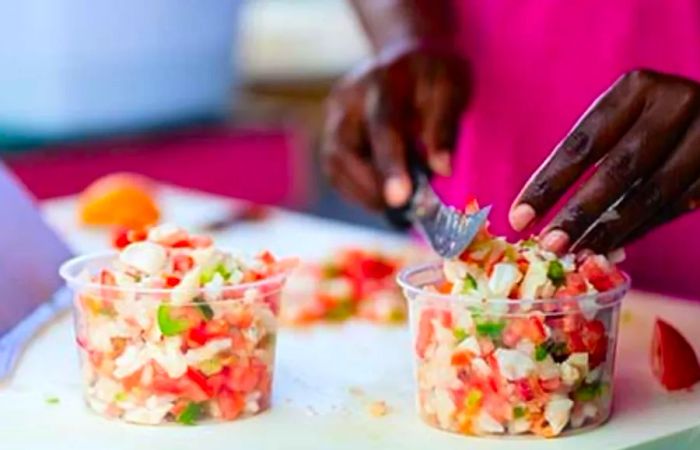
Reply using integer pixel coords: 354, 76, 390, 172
368, 401, 389, 417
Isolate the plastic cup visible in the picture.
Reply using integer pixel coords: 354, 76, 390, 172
60, 252, 288, 425
397, 262, 629, 438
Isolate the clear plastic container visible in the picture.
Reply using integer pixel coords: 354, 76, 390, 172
397, 262, 629, 438
60, 253, 287, 425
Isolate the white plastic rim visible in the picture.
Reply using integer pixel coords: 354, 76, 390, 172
59, 251, 290, 297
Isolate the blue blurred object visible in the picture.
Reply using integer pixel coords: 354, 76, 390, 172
0, 162, 72, 379
0, 0, 241, 146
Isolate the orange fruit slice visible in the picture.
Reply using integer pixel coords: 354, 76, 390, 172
79, 172, 160, 229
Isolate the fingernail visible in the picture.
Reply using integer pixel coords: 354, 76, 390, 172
509, 204, 536, 231
384, 175, 412, 207
429, 152, 452, 177
541, 230, 570, 252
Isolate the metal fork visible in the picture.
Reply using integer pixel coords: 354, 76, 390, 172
386, 171, 491, 259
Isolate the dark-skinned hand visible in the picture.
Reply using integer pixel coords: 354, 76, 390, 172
322, 44, 470, 210
510, 69, 700, 254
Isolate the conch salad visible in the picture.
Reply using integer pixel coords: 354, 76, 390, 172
408, 223, 628, 437
68, 224, 293, 425
281, 248, 408, 325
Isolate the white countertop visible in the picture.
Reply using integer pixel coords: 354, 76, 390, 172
1, 186, 699, 450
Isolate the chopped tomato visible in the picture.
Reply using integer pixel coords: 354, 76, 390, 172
463, 197, 479, 214
185, 318, 231, 347
112, 229, 131, 249
173, 254, 194, 272
171, 239, 192, 248
170, 399, 189, 417
503, 316, 547, 347
562, 310, 585, 333
230, 329, 248, 350
528, 316, 549, 343
579, 255, 624, 291
224, 310, 254, 329
581, 319, 608, 368
121, 369, 143, 391
111, 228, 146, 249
226, 363, 261, 393
161, 372, 211, 403
175, 306, 207, 329
165, 275, 181, 288
359, 258, 395, 279
151, 366, 182, 395
218, 389, 245, 420
207, 368, 229, 394
100, 269, 116, 286
555, 273, 588, 298
258, 250, 276, 265
513, 378, 535, 401
566, 320, 607, 367
566, 330, 587, 355
205, 319, 230, 338
99, 269, 118, 301
566, 273, 588, 293
128, 228, 147, 241
451, 352, 472, 366
186, 322, 209, 346
515, 257, 529, 275
436, 281, 454, 294
186, 367, 215, 398
88, 350, 103, 367
242, 271, 262, 283
415, 309, 452, 358
651, 318, 700, 391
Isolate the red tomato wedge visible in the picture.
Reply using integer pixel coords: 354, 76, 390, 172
651, 318, 700, 391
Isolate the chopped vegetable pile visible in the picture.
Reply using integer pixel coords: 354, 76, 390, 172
66, 224, 293, 425
281, 248, 412, 325
404, 219, 628, 437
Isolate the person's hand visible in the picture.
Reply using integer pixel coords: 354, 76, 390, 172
510, 69, 700, 254
322, 44, 469, 210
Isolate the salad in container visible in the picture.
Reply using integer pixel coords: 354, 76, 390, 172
397, 222, 629, 437
281, 248, 412, 325
60, 224, 295, 425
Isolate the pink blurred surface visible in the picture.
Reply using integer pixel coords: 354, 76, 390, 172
436, 0, 700, 299
4, 126, 309, 206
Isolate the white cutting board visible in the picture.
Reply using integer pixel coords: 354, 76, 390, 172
2, 187, 698, 450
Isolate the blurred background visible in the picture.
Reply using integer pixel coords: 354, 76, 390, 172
0, 0, 391, 229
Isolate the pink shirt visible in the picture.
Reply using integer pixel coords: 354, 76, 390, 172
436, 0, 700, 298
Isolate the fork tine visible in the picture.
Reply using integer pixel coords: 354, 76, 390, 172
440, 205, 492, 258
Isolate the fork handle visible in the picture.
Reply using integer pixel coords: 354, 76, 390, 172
384, 156, 431, 230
